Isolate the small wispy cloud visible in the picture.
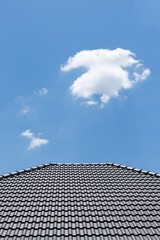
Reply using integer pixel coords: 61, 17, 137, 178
20, 106, 31, 115
133, 69, 150, 82
20, 129, 49, 149
85, 100, 97, 106
34, 87, 48, 96
61, 48, 151, 107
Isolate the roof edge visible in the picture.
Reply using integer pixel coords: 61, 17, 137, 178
0, 163, 56, 179
108, 163, 160, 178
0, 162, 160, 179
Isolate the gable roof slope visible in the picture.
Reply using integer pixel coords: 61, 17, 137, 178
0, 163, 160, 239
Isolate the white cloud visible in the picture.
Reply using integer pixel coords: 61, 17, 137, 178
21, 106, 31, 115
133, 68, 150, 82
85, 100, 97, 106
100, 94, 110, 104
21, 129, 33, 139
20, 129, 49, 149
34, 87, 48, 96
61, 48, 150, 106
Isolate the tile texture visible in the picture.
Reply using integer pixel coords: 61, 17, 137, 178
0, 163, 160, 239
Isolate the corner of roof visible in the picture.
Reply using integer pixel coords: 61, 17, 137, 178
107, 162, 160, 178
0, 162, 56, 179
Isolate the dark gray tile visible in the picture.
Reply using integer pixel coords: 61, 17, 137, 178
0, 163, 160, 238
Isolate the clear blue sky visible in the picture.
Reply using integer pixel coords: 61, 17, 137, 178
0, 0, 160, 174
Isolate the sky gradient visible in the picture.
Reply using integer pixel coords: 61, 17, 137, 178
0, 0, 160, 174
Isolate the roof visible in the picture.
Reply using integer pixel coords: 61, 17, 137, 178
0, 163, 160, 239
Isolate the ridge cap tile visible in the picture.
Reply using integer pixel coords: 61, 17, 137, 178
110, 163, 160, 178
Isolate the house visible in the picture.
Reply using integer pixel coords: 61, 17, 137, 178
0, 163, 160, 239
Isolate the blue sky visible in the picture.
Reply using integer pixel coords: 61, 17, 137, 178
0, 0, 160, 174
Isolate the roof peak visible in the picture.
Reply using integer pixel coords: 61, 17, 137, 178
0, 162, 160, 179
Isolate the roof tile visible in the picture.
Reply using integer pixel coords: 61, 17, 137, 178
0, 163, 160, 238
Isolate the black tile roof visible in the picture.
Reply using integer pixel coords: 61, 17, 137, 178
0, 163, 160, 239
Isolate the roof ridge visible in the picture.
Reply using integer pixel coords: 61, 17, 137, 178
0, 162, 159, 179
0, 163, 109, 179
108, 163, 160, 178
